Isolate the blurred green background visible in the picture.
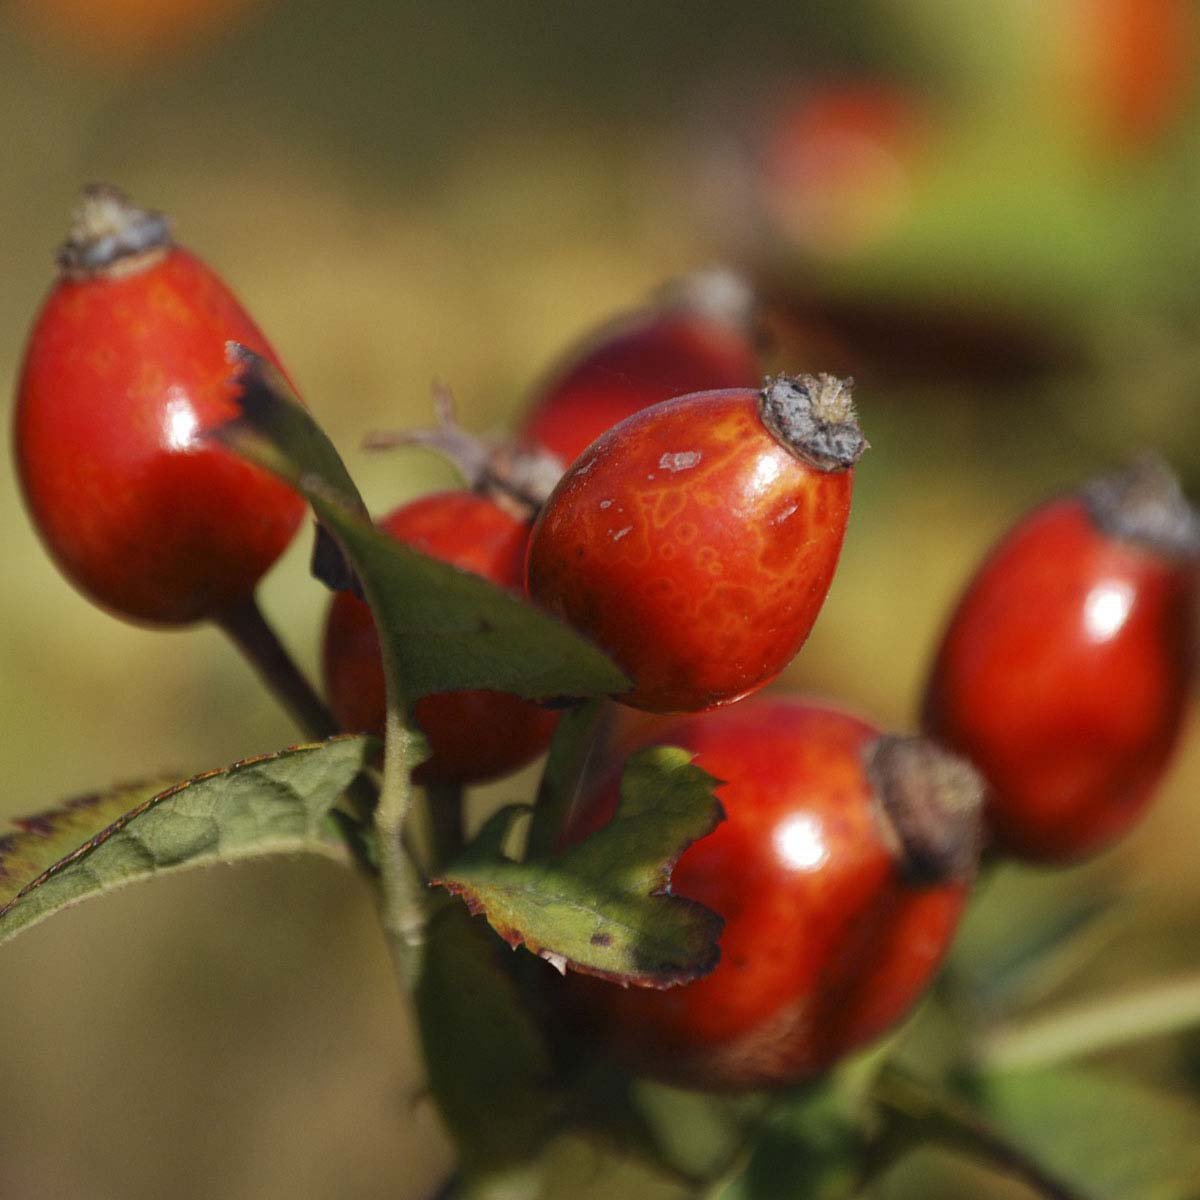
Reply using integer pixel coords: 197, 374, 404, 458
1, 0, 1198, 1195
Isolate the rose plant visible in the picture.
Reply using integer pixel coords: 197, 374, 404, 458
4, 188, 1200, 1200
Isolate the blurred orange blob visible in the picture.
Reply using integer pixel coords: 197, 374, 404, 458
12, 0, 269, 66
1058, 0, 1197, 151
758, 82, 930, 259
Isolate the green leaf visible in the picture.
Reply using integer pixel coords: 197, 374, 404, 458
981, 1066, 1200, 1200
0, 737, 373, 947
713, 1086, 864, 1200
415, 900, 564, 1174
212, 350, 631, 706
948, 867, 1122, 1018
432, 745, 725, 987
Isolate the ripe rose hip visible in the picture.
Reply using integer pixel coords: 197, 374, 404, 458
559, 697, 983, 1091
518, 270, 763, 469
525, 374, 866, 713
922, 459, 1199, 863
14, 185, 306, 626
322, 491, 560, 785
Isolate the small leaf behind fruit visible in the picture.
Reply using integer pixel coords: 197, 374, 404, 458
0, 737, 372, 947
212, 350, 631, 706
416, 901, 564, 1173
433, 746, 725, 988
981, 1066, 1200, 1200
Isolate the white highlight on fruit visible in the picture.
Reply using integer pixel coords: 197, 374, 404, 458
163, 389, 198, 450
752, 454, 783, 492
1083, 579, 1134, 643
774, 813, 829, 871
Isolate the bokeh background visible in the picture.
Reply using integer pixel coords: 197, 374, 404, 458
1, 0, 1198, 1196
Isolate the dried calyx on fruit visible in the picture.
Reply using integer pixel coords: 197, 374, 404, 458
758, 372, 867, 470
526, 373, 867, 712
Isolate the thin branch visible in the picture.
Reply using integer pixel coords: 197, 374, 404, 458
976, 971, 1200, 1072
214, 593, 337, 741
870, 1067, 1086, 1200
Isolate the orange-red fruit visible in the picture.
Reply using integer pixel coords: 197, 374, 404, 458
922, 460, 1199, 863
1057, 0, 1197, 151
15, 186, 305, 626
519, 271, 762, 469
13, 0, 268, 66
322, 492, 560, 785
526, 375, 865, 713
560, 697, 982, 1091
758, 81, 929, 258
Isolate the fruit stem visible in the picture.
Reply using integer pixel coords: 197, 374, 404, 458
214, 594, 339, 742
525, 699, 609, 860
425, 781, 466, 868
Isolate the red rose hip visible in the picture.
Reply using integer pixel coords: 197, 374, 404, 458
560, 697, 983, 1090
323, 491, 560, 785
518, 269, 763, 469
526, 374, 866, 713
922, 459, 1199, 863
14, 185, 306, 625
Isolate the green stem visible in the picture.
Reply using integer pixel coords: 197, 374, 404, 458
525, 699, 606, 860
214, 593, 338, 741
375, 705, 429, 986
425, 780, 466, 870
869, 1067, 1085, 1200
975, 971, 1200, 1072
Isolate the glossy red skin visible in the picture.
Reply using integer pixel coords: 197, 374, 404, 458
525, 388, 854, 713
519, 311, 761, 468
15, 245, 306, 626
922, 497, 1196, 863
560, 698, 969, 1091
322, 492, 560, 785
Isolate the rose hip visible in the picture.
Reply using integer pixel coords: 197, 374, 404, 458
15, 185, 306, 626
922, 459, 1199, 863
559, 697, 982, 1090
526, 374, 866, 713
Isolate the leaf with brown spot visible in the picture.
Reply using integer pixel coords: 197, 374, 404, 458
433, 746, 725, 988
